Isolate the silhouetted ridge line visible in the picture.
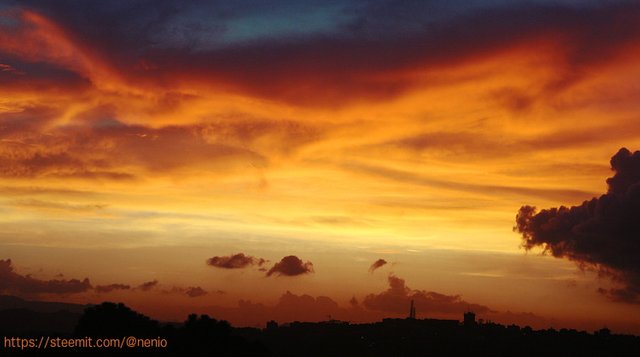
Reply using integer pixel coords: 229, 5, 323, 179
2, 302, 638, 356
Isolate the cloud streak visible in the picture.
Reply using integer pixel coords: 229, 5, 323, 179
344, 161, 595, 202
95, 283, 130, 293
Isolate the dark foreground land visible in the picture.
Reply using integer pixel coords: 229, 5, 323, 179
1, 296, 639, 356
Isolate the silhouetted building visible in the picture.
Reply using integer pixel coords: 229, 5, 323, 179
408, 299, 416, 319
596, 327, 611, 337
463, 311, 476, 327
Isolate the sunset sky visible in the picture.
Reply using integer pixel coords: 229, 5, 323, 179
1, 0, 640, 333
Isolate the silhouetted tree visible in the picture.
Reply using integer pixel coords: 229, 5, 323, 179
75, 302, 158, 337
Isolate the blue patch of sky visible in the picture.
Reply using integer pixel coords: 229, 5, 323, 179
150, 0, 353, 50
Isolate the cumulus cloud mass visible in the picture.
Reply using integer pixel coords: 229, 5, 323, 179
515, 148, 640, 303
363, 274, 491, 315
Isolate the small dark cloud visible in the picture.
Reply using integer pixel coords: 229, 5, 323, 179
136, 280, 159, 291
368, 258, 388, 273
363, 274, 491, 315
95, 283, 130, 293
206, 253, 266, 269
0, 259, 92, 295
185, 286, 207, 298
515, 148, 640, 304
266, 256, 314, 277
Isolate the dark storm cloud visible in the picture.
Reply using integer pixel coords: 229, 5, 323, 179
0, 259, 92, 295
515, 148, 640, 303
206, 253, 266, 269
266, 256, 314, 277
3, 1, 639, 106
363, 274, 491, 315
368, 258, 387, 273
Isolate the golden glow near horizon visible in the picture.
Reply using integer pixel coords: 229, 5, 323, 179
1, 3, 640, 333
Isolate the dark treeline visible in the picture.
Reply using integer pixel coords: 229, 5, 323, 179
1, 301, 639, 356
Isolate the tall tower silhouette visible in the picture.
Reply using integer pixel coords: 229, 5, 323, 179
408, 299, 416, 319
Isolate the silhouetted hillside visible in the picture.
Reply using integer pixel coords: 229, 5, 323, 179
0, 295, 86, 334
0, 308, 80, 334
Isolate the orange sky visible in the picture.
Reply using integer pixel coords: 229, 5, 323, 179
1, 1, 640, 334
